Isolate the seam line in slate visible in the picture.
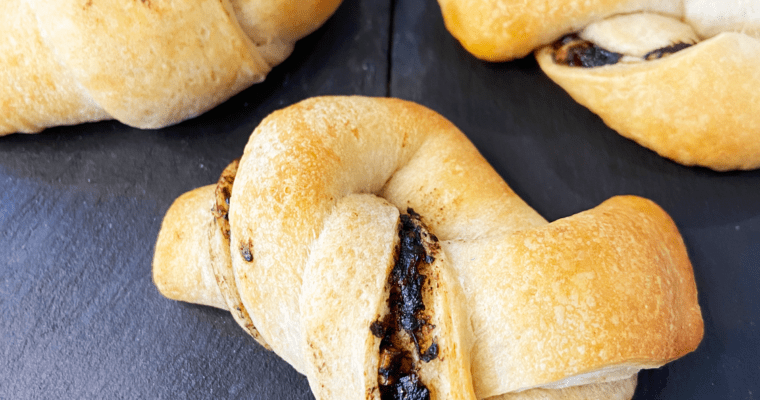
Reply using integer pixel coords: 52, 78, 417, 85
386, 0, 397, 97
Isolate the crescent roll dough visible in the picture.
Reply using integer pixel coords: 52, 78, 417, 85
153, 96, 703, 399
537, 28, 760, 171
0, 0, 342, 135
438, 0, 760, 170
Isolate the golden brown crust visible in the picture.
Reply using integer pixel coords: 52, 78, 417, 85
0, 0, 342, 135
437, 0, 681, 62
0, 0, 109, 134
231, 0, 344, 45
229, 96, 546, 371
153, 96, 703, 399
444, 195, 702, 397
536, 32, 760, 171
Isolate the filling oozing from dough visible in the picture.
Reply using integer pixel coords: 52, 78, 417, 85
553, 35, 625, 67
553, 12, 699, 67
211, 158, 240, 240
371, 210, 439, 400
208, 158, 268, 349
211, 158, 255, 263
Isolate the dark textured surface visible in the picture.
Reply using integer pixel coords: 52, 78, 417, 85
1, 0, 758, 399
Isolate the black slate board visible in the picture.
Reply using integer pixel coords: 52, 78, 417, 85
1, 0, 758, 399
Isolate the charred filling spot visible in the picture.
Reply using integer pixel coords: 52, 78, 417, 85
553, 34, 623, 67
372, 210, 438, 400
240, 240, 253, 262
212, 159, 240, 239
553, 34, 693, 67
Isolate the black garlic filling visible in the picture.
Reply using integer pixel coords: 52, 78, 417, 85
553, 34, 623, 67
553, 34, 693, 67
211, 158, 240, 240
372, 210, 438, 400
643, 42, 693, 60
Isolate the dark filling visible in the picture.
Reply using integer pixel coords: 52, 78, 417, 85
212, 158, 240, 240
211, 159, 255, 263
554, 34, 693, 67
388, 375, 430, 400
643, 42, 693, 60
553, 34, 623, 67
240, 241, 253, 262
372, 210, 438, 400
396, 211, 438, 362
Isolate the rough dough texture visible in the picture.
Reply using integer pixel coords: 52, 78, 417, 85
153, 96, 703, 399
0, 0, 342, 135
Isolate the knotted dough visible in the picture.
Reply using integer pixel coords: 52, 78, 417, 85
153, 96, 703, 399
438, 0, 760, 170
0, 0, 342, 135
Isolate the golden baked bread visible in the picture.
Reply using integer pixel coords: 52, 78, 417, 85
0, 0, 342, 135
438, 0, 760, 170
153, 96, 703, 399
438, 0, 682, 62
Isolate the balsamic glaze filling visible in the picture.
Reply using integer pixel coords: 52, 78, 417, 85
553, 34, 694, 67
372, 209, 438, 400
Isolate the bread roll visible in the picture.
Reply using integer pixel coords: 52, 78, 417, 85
437, 0, 760, 170
537, 23, 760, 171
153, 96, 703, 399
0, 0, 342, 135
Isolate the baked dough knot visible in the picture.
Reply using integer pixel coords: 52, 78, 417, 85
153, 96, 704, 400
438, 0, 760, 170
0, 0, 342, 135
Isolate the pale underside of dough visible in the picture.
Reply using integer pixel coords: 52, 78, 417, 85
579, 13, 699, 59
684, 0, 760, 38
